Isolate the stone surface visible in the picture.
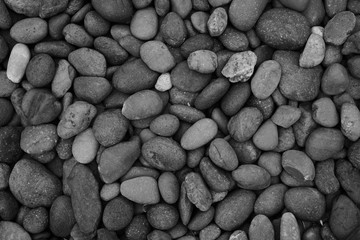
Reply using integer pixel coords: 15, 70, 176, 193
221, 51, 257, 83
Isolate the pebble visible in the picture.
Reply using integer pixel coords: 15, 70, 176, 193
72, 128, 98, 164
4, 0, 68, 18
273, 50, 322, 102
336, 159, 360, 205
191, 11, 209, 33
68, 163, 102, 234
188, 50, 217, 74
100, 183, 120, 201
48, 13, 70, 40
91, 0, 133, 23
254, 183, 287, 217
228, 107, 263, 142
184, 172, 212, 211
221, 51, 257, 83
155, 73, 172, 92
271, 105, 301, 128
200, 157, 234, 192
122, 90, 163, 120
6, 43, 31, 83
51, 59, 76, 98
142, 136, 186, 171
9, 159, 61, 208
284, 187, 326, 221
0, 127, 22, 164
158, 172, 179, 204
0, 163, 10, 189
10, 18, 47, 44
279, 0, 309, 11
329, 195, 360, 239
180, 34, 214, 58
312, 97, 338, 127
256, 8, 311, 50
49, 195, 76, 238
280, 212, 301, 240
341, 103, 360, 141
102, 196, 134, 231
73, 76, 112, 104
208, 138, 238, 171
0, 72, 17, 98
120, 176, 160, 204
0, 190, 19, 220
94, 37, 128, 66
314, 159, 340, 194
321, 63, 349, 95
84, 11, 110, 37
207, 7, 227, 36
140, 40, 176, 73
63, 23, 93, 47
324, 11, 356, 46
20, 124, 58, 155
181, 118, 218, 150
99, 136, 141, 183
34, 41, 75, 58
57, 101, 97, 139
229, 0, 268, 31
112, 58, 159, 94
282, 150, 315, 182
215, 189, 256, 231
150, 114, 180, 137
147, 203, 179, 230
68, 47, 106, 77
188, 206, 214, 231
199, 224, 221, 240
0, 0, 11, 29
251, 60, 281, 100
249, 214, 274, 240
130, 7, 158, 40
0, 221, 31, 240
232, 164, 271, 190
26, 54, 56, 88
258, 152, 282, 177
348, 55, 360, 79
23, 207, 48, 234
299, 32, 325, 68
252, 119, 278, 151
124, 214, 151, 240
161, 12, 187, 47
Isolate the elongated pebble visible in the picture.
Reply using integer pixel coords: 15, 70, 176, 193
7, 43, 31, 83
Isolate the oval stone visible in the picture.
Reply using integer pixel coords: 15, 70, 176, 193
10, 17, 47, 44
120, 176, 160, 204
232, 164, 271, 190
91, 0, 133, 23
251, 60, 281, 99
68, 48, 106, 77
181, 118, 218, 150
140, 40, 175, 73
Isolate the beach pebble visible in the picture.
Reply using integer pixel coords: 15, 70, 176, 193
279, 0, 309, 11
147, 203, 179, 230
181, 118, 218, 150
0, 0, 11, 29
232, 164, 271, 190
314, 159, 340, 194
282, 150, 315, 182
324, 11, 356, 46
20, 124, 58, 155
341, 103, 360, 141
9, 159, 61, 208
221, 51, 257, 83
252, 119, 278, 151
121, 176, 160, 204
312, 97, 339, 128
188, 50, 217, 74
49, 195, 76, 238
23, 207, 48, 234
207, 7, 227, 36
91, 0, 133, 23
57, 101, 97, 139
184, 172, 212, 211
256, 8, 311, 50
150, 114, 180, 137
10, 17, 47, 44
249, 214, 274, 240
155, 73, 172, 92
251, 60, 281, 99
208, 138, 238, 171
254, 183, 287, 217
0, 221, 31, 240
140, 40, 175, 73
158, 172, 179, 204
63, 23, 93, 47
161, 12, 187, 47
271, 105, 301, 128
299, 32, 326, 68
4, 0, 68, 18
72, 128, 98, 164
130, 7, 158, 40
280, 212, 301, 240
321, 63, 349, 95
102, 196, 134, 231
68, 48, 106, 77
100, 183, 120, 201
7, 43, 31, 83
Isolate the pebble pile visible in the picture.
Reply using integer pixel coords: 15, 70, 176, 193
0, 0, 360, 239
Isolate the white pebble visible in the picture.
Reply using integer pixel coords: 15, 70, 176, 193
299, 33, 326, 68
72, 128, 99, 164
100, 183, 121, 201
155, 73, 172, 92
6, 43, 31, 83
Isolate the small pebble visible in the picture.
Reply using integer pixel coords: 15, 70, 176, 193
120, 176, 160, 204
155, 73, 172, 92
72, 128, 99, 164
207, 7, 228, 36
221, 51, 257, 83
324, 11, 356, 46
7, 43, 31, 83
187, 50, 218, 74
100, 183, 120, 202
299, 32, 326, 68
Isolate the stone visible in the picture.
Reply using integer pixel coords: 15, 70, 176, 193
23, 207, 48, 234
181, 118, 218, 150
49, 195, 76, 238
130, 7, 158, 40
68, 47, 106, 77
256, 8, 311, 50
91, 0, 133, 23
324, 11, 356, 46
102, 196, 134, 231
7, 43, 31, 84
207, 7, 227, 36
63, 23, 93, 47
140, 40, 176, 73
0, 221, 31, 240
73, 76, 112, 104
72, 128, 98, 164
280, 212, 301, 240
120, 176, 160, 204
161, 12, 187, 47
251, 60, 281, 99
4, 0, 68, 18
9, 159, 61, 208
282, 150, 315, 182
147, 203, 179, 230
232, 164, 271, 190
184, 172, 212, 211
221, 51, 257, 82
299, 32, 326, 68
155, 73, 172, 92
187, 50, 217, 74
51, 59, 76, 98
252, 119, 278, 151
10, 18, 47, 44
20, 124, 58, 155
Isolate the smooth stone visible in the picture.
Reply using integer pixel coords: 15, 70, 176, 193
279, 0, 309, 11
273, 50, 322, 102
0, 0, 11, 29
252, 119, 278, 151
336, 159, 360, 205
34, 41, 75, 58
49, 195, 76, 238
147, 203, 179, 230
0, 127, 22, 164
314, 159, 340, 194
208, 138, 238, 171
282, 150, 315, 181
158, 172, 179, 204
142, 136, 186, 171
299, 33, 325, 68
342, 31, 360, 55
51, 59, 76, 98
0, 221, 31, 240
184, 172, 212, 211
280, 212, 301, 240
20, 124, 58, 155
99, 136, 141, 183
23, 207, 48, 234
124, 214, 151, 240
9, 159, 61, 208
10, 17, 47, 44
49, 13, 70, 40
155, 73, 172, 92
200, 157, 234, 192
84, 11, 110, 37
232, 164, 271, 190
93, 109, 129, 147
7, 43, 31, 83
94, 36, 128, 66
100, 183, 120, 202
0, 98, 13, 127
251, 60, 281, 99
271, 105, 301, 128
256, 8, 311, 50
150, 114, 180, 137
341, 103, 360, 141
68, 48, 106, 77
284, 187, 326, 221
122, 90, 163, 120
57, 101, 97, 139
324, 11, 356, 46
0, 72, 17, 98
229, 0, 268, 32
207, 7, 227, 37
26, 54, 56, 87
62, 23, 93, 47
191, 11, 209, 34
180, 34, 214, 58
73, 76, 112, 104
195, 77, 230, 110
187, 50, 217, 74
140, 40, 176, 73
312, 97, 339, 127
249, 214, 274, 240
221, 51, 257, 83
160, 12, 187, 47
254, 183, 287, 217
72, 128, 98, 164
215, 189, 256, 231
130, 7, 158, 40
321, 63, 349, 95
68, 164, 102, 234
4, 0, 68, 18
102, 196, 134, 231
181, 118, 217, 150
348, 55, 360, 79
112, 58, 159, 94
91, 0, 133, 23
120, 176, 160, 204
